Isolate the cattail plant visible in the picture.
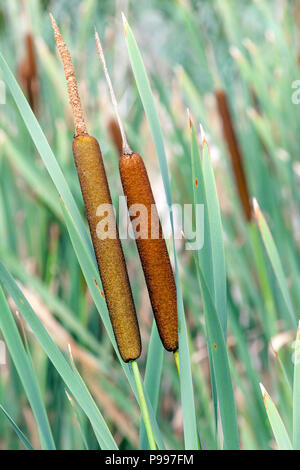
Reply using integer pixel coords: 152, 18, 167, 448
210, 52, 277, 337
95, 31, 179, 362
50, 15, 158, 450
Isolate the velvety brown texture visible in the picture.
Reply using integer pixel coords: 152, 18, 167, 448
72, 135, 141, 362
216, 90, 252, 222
119, 152, 178, 352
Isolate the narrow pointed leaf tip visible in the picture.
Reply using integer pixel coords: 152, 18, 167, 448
94, 29, 132, 155
260, 382, 293, 450
121, 12, 128, 25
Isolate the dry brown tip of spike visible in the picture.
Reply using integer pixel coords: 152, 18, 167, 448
50, 14, 87, 136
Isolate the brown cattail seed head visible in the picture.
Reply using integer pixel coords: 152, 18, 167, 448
215, 89, 252, 222
72, 135, 141, 362
119, 152, 178, 352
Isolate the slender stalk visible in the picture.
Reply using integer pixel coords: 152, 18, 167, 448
131, 360, 156, 450
174, 350, 180, 376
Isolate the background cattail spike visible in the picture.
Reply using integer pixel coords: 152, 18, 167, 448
215, 89, 253, 222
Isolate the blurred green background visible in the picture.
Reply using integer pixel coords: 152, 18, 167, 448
0, 0, 299, 450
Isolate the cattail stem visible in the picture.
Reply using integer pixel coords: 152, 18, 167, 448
131, 360, 156, 450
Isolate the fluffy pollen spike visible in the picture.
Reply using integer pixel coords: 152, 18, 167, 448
199, 123, 206, 147
50, 14, 87, 136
